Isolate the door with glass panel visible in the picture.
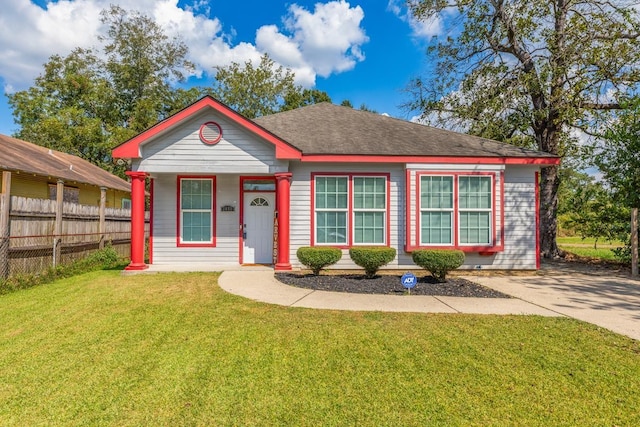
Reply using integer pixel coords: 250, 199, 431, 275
242, 192, 275, 264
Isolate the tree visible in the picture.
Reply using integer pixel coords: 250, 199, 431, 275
557, 170, 628, 247
594, 98, 640, 209
282, 88, 332, 111
210, 54, 299, 119
405, 0, 640, 258
8, 5, 197, 175
593, 97, 640, 268
100, 5, 195, 132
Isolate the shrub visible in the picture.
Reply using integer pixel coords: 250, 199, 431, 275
412, 249, 465, 282
296, 247, 342, 275
0, 245, 122, 295
348, 247, 396, 278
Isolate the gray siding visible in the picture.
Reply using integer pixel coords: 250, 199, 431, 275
136, 111, 288, 174
290, 163, 538, 270
151, 174, 240, 265
490, 166, 538, 269
289, 162, 408, 270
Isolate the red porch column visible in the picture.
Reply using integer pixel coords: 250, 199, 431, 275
125, 171, 148, 271
275, 172, 292, 271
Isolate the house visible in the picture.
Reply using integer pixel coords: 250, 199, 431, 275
0, 134, 131, 207
112, 96, 559, 271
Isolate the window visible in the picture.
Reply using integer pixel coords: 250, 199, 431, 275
313, 174, 388, 246
315, 176, 348, 244
418, 174, 494, 248
178, 177, 215, 245
121, 198, 132, 210
353, 177, 386, 244
459, 176, 492, 245
420, 176, 453, 245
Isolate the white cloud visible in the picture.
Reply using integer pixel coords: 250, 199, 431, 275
387, 0, 443, 38
283, 1, 368, 77
0, 0, 369, 92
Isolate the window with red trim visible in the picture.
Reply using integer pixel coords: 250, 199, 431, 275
418, 173, 494, 247
313, 174, 388, 246
178, 177, 215, 245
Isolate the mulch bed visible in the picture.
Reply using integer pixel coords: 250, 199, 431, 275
275, 272, 511, 298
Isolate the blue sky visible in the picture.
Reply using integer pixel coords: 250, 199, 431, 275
0, 0, 441, 137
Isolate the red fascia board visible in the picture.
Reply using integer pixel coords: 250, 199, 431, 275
112, 96, 302, 160
299, 155, 560, 165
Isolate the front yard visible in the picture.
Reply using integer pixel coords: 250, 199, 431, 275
1, 271, 639, 426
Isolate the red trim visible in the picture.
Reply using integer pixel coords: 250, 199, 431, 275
275, 173, 293, 270
412, 171, 503, 252
310, 172, 391, 247
535, 171, 541, 269
500, 171, 505, 250
405, 169, 412, 252
239, 176, 277, 265
176, 175, 217, 248
112, 96, 302, 160
300, 154, 560, 165
149, 178, 154, 265
199, 121, 222, 145
124, 171, 148, 271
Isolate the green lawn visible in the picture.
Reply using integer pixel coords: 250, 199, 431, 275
557, 236, 623, 260
1, 271, 639, 426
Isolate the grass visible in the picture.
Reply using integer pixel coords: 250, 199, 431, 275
1, 271, 640, 426
557, 236, 624, 261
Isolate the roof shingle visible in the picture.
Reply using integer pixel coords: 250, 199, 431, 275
254, 102, 556, 159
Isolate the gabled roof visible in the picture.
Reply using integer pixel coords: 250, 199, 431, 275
254, 102, 559, 163
0, 134, 131, 193
112, 95, 302, 160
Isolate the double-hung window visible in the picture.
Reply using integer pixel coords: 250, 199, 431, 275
420, 176, 454, 245
418, 174, 494, 248
314, 174, 388, 246
315, 176, 349, 245
459, 176, 492, 245
353, 177, 386, 244
179, 177, 215, 245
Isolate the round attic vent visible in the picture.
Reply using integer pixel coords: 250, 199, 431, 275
199, 121, 222, 145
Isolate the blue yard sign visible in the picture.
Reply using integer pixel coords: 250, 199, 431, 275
401, 272, 417, 290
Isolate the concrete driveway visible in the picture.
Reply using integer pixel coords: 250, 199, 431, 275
471, 272, 640, 341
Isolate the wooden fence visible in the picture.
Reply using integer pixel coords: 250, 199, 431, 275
0, 195, 149, 279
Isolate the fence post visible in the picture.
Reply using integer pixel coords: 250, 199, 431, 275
99, 187, 106, 249
0, 171, 11, 279
53, 179, 64, 267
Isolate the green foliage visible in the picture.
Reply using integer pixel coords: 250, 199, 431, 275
411, 249, 465, 283
594, 97, 640, 209
296, 247, 342, 275
210, 54, 298, 119
405, 0, 640, 257
591, 97, 640, 263
281, 88, 332, 112
0, 246, 121, 295
557, 169, 629, 246
348, 247, 396, 278
7, 5, 197, 178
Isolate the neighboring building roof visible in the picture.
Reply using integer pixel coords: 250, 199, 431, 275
0, 134, 131, 193
254, 102, 558, 160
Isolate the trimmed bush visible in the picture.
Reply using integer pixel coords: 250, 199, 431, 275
412, 249, 465, 282
348, 247, 396, 278
296, 247, 342, 275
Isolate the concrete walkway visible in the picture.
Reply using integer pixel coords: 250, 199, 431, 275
218, 270, 640, 341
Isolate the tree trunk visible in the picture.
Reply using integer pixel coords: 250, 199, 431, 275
539, 164, 562, 258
